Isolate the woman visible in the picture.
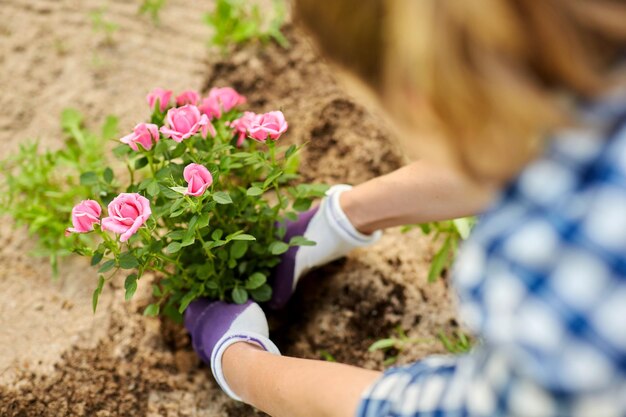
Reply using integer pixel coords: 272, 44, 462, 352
185, 1, 626, 416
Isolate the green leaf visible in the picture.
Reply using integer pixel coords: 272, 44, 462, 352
181, 235, 195, 247
263, 169, 283, 188
113, 144, 131, 158
232, 287, 248, 304
289, 236, 316, 246
246, 186, 263, 196
285, 144, 297, 159
368, 338, 397, 352
428, 237, 451, 283
213, 191, 232, 204
160, 186, 183, 199
92, 275, 105, 313
165, 230, 186, 240
152, 284, 162, 297
134, 157, 149, 169
101, 115, 119, 140
245, 272, 266, 290
268, 241, 289, 255
166, 242, 182, 254
124, 274, 138, 301
178, 291, 197, 313
250, 284, 272, 302
169, 208, 186, 218
80, 171, 99, 186
284, 211, 298, 222
143, 303, 160, 317
90, 251, 104, 266
170, 142, 186, 158
155, 166, 171, 180
197, 212, 210, 229
163, 303, 183, 323
98, 259, 116, 273
61, 108, 83, 131
147, 181, 160, 197
169, 186, 188, 195
230, 240, 248, 260
118, 252, 139, 269
293, 198, 312, 212
230, 233, 256, 241
103, 167, 114, 184
452, 217, 473, 240
211, 229, 224, 240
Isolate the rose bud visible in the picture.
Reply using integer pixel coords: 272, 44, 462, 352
65, 200, 101, 236
227, 111, 259, 147
120, 123, 160, 151
175, 90, 200, 106
101, 193, 152, 242
160, 105, 216, 143
146, 88, 173, 112
249, 111, 288, 141
199, 87, 246, 119
183, 163, 213, 197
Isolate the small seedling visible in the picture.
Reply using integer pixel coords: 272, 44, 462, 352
402, 217, 476, 282
90, 9, 119, 45
368, 327, 430, 366
319, 350, 336, 362
139, 0, 167, 24
0, 110, 119, 277
438, 330, 473, 354
204, 0, 288, 51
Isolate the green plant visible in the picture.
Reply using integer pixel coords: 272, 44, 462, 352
204, 0, 288, 51
90, 8, 119, 45
139, 0, 167, 24
319, 350, 336, 362
57, 88, 328, 322
369, 327, 474, 364
403, 217, 475, 282
438, 330, 473, 354
0, 110, 118, 276
368, 326, 430, 366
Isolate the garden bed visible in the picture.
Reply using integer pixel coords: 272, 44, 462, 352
0, 2, 458, 415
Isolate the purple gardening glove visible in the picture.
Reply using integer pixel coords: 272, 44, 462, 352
269, 184, 382, 309
184, 299, 280, 401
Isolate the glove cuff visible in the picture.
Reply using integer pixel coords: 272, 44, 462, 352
211, 331, 281, 402
325, 184, 383, 246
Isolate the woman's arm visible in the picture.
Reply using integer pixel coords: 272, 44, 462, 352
223, 342, 381, 417
340, 160, 495, 234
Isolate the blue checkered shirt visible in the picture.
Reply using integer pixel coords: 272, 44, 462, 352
358, 95, 626, 417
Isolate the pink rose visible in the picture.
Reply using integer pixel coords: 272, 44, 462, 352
65, 200, 101, 236
120, 123, 159, 151
146, 88, 172, 112
183, 163, 213, 197
199, 87, 247, 119
101, 193, 151, 242
175, 90, 200, 106
249, 111, 288, 141
226, 111, 260, 146
160, 105, 216, 143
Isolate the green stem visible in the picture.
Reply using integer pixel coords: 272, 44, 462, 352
126, 160, 135, 185
146, 153, 156, 176
184, 139, 199, 163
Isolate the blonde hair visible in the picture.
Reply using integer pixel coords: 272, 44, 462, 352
295, 0, 626, 181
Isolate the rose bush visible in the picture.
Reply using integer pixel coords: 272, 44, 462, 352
65, 87, 328, 321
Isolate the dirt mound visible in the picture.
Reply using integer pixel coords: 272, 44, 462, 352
0, 9, 458, 417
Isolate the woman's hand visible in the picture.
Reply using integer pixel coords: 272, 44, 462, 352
270, 184, 382, 309
184, 299, 280, 400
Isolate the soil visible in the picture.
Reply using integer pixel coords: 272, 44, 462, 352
0, 1, 458, 416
